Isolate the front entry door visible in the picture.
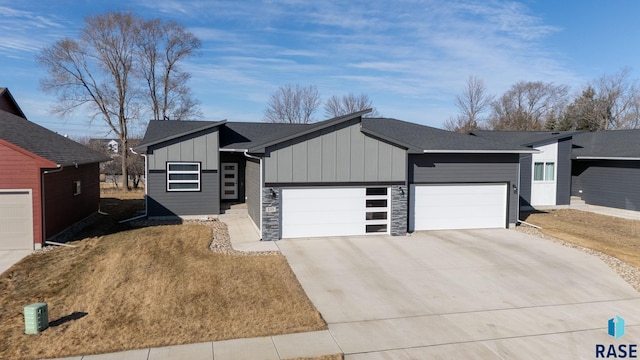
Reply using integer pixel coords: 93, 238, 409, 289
221, 163, 238, 200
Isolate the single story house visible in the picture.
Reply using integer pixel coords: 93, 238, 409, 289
0, 88, 110, 250
571, 130, 640, 211
469, 131, 576, 210
135, 111, 537, 240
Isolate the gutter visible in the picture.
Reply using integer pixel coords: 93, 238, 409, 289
576, 156, 640, 161
423, 149, 539, 154
118, 148, 148, 223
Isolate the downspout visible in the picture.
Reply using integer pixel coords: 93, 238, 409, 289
243, 150, 263, 239
118, 148, 148, 223
41, 164, 64, 248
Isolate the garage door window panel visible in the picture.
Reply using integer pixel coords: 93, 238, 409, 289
167, 162, 200, 191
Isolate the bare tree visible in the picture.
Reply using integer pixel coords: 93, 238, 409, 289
487, 81, 568, 130
590, 67, 640, 129
324, 93, 379, 118
136, 19, 202, 120
38, 12, 138, 189
38, 12, 201, 190
444, 76, 493, 132
263, 84, 321, 124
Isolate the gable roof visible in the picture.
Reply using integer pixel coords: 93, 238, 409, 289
136, 120, 227, 151
0, 110, 110, 166
135, 111, 541, 156
246, 110, 373, 152
362, 118, 537, 153
469, 130, 577, 147
572, 130, 640, 160
220, 122, 310, 150
0, 88, 26, 119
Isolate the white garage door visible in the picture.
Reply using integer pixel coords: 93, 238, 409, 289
281, 187, 390, 238
0, 190, 34, 250
410, 184, 507, 231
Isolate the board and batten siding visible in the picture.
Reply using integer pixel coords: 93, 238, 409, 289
147, 129, 219, 171
245, 159, 261, 228
555, 137, 572, 205
572, 160, 640, 211
264, 119, 406, 183
409, 153, 520, 225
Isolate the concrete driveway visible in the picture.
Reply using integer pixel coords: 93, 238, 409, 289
277, 229, 640, 359
0, 250, 32, 274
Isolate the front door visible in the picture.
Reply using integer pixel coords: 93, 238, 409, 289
221, 163, 238, 200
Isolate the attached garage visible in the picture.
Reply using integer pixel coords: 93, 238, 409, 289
0, 190, 34, 250
281, 187, 390, 238
409, 183, 508, 231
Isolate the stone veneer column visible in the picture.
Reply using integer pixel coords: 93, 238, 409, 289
390, 185, 408, 236
261, 187, 280, 241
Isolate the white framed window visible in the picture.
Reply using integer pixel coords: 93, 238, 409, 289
73, 180, 81, 196
533, 162, 555, 181
167, 162, 200, 191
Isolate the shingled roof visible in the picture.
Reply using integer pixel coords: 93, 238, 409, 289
137, 113, 539, 155
572, 130, 640, 159
469, 130, 577, 147
361, 118, 537, 153
0, 110, 110, 166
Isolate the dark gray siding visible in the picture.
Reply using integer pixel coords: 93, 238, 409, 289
571, 160, 640, 211
147, 128, 219, 171
555, 137, 572, 205
409, 153, 520, 224
147, 171, 220, 217
265, 118, 406, 183
245, 159, 260, 229
519, 154, 532, 207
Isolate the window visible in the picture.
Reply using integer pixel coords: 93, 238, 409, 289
167, 162, 200, 191
545, 162, 555, 181
73, 180, 81, 196
365, 187, 390, 234
534, 162, 555, 181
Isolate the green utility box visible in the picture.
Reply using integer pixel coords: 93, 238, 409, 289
24, 302, 48, 334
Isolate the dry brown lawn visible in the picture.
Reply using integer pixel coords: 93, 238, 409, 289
0, 191, 326, 360
522, 209, 640, 268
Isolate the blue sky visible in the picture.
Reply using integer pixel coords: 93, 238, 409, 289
2, 0, 640, 138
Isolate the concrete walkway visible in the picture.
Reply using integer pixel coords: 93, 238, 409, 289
53, 330, 341, 360
49, 211, 340, 360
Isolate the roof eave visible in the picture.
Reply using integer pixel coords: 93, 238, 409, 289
576, 156, 640, 161
359, 127, 415, 151
137, 120, 227, 151
248, 110, 371, 152
423, 149, 539, 154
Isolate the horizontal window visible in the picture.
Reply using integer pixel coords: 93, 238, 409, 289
168, 163, 199, 172
366, 199, 387, 208
366, 212, 388, 221
366, 224, 388, 233
366, 187, 388, 196
167, 162, 200, 192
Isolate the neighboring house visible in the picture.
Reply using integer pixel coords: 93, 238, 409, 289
571, 130, 640, 211
0, 88, 110, 250
88, 138, 120, 154
135, 111, 536, 241
470, 131, 576, 210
